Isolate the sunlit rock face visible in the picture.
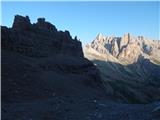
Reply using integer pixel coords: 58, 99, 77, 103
86, 33, 160, 64
84, 33, 160, 103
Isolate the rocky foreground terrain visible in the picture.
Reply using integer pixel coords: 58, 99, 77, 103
84, 33, 160, 103
1, 15, 160, 120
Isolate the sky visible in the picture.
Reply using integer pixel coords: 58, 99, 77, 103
1, 1, 160, 45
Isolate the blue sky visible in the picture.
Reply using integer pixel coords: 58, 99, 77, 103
1, 1, 159, 45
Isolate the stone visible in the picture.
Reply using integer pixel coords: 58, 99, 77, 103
119, 33, 130, 51
37, 18, 45, 23
2, 15, 84, 58
35, 17, 57, 32
12, 15, 31, 31
111, 39, 119, 57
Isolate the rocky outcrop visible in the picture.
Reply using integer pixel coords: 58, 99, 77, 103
34, 17, 57, 32
2, 15, 83, 57
111, 39, 119, 57
119, 33, 130, 51
12, 15, 31, 31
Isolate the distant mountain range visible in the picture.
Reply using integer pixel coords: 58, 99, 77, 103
84, 33, 160, 103
85, 33, 160, 64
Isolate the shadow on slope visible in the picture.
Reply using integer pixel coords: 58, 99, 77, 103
2, 49, 107, 104
92, 58, 160, 104
1, 15, 107, 104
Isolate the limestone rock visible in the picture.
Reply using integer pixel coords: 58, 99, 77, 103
111, 39, 119, 57
87, 33, 160, 64
119, 33, 130, 51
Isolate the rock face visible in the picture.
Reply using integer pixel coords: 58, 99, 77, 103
1, 15, 105, 104
84, 33, 160, 103
2, 15, 83, 58
12, 15, 32, 31
86, 33, 160, 64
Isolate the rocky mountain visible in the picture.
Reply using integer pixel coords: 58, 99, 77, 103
2, 15, 108, 119
86, 33, 160, 64
84, 33, 160, 103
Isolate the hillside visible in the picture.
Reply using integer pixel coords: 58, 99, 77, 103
1, 15, 108, 120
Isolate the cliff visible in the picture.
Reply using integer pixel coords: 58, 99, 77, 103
2, 15, 83, 57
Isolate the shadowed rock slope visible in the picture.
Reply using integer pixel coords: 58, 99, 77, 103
2, 15, 106, 103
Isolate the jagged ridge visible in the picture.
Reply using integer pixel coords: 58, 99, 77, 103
2, 15, 83, 57
86, 33, 160, 64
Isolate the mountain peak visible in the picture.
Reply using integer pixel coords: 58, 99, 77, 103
96, 33, 105, 40
12, 15, 31, 31
86, 33, 160, 64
